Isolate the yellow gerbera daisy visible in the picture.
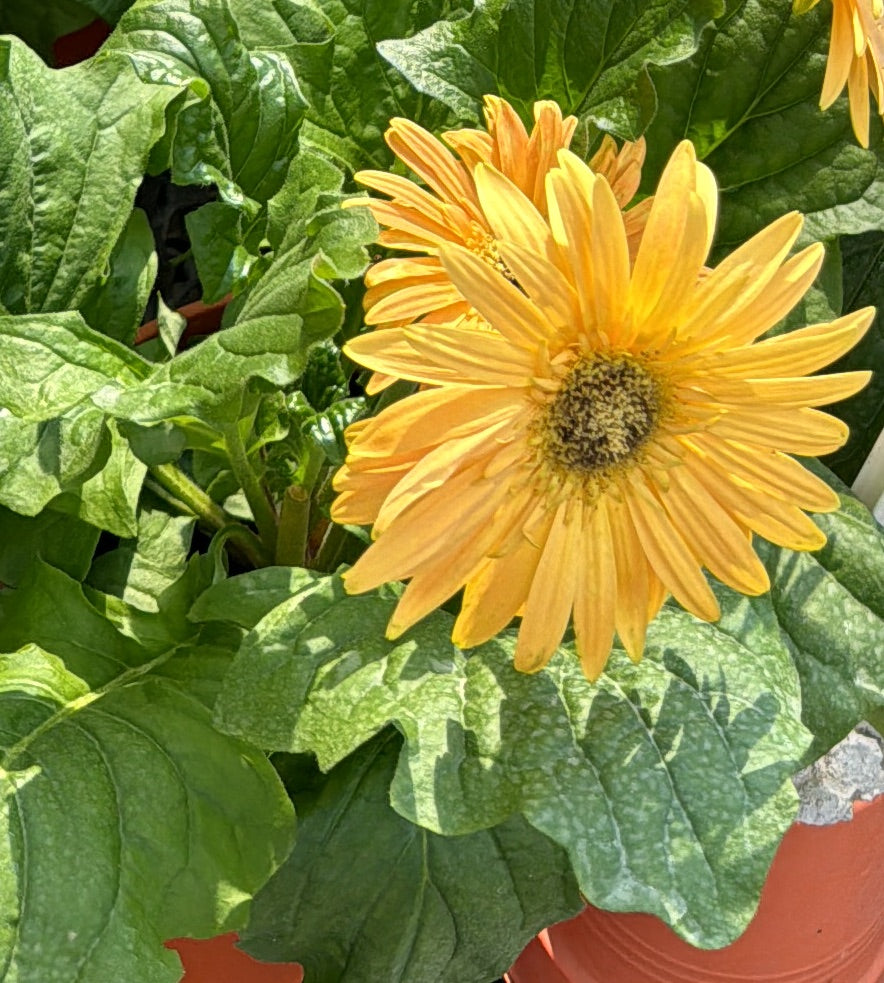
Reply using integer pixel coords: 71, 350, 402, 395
351, 95, 650, 331
795, 0, 884, 146
332, 140, 873, 681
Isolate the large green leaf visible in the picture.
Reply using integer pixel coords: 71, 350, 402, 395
0, 506, 100, 588
87, 507, 195, 611
222, 0, 472, 172
0, 645, 294, 983
0, 37, 175, 315
196, 576, 808, 947
641, 0, 884, 248
105, 0, 307, 208
759, 463, 884, 754
0, 312, 150, 527
0, 313, 148, 422
103, 0, 309, 302
0, 554, 295, 982
198, 480, 884, 947
79, 208, 158, 345
379, 0, 723, 137
241, 730, 582, 983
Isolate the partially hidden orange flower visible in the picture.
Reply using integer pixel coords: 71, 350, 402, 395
795, 0, 884, 146
350, 95, 650, 332
332, 140, 873, 682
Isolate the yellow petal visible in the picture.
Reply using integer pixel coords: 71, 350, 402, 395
386, 118, 479, 214
684, 462, 827, 551
680, 435, 841, 513
345, 323, 532, 388
659, 464, 770, 596
572, 503, 617, 680
453, 514, 548, 648
608, 496, 654, 662
365, 280, 465, 325
514, 504, 578, 672
709, 244, 826, 348
495, 240, 579, 331
708, 307, 875, 378
589, 177, 631, 340
631, 141, 711, 327
625, 472, 721, 623
545, 152, 598, 330
438, 243, 547, 348
708, 405, 850, 455
821, 0, 855, 108
847, 41, 871, 146
345, 459, 507, 592
473, 163, 558, 264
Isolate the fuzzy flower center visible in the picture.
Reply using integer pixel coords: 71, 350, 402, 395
540, 354, 662, 476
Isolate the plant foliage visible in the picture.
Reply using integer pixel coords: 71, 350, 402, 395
0, 1, 881, 981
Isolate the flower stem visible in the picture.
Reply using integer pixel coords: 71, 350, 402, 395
149, 463, 229, 529
222, 423, 279, 556
275, 485, 310, 566
147, 463, 270, 568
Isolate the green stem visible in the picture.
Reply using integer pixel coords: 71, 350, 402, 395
147, 464, 269, 568
214, 523, 273, 569
275, 485, 311, 566
222, 423, 279, 555
150, 463, 229, 529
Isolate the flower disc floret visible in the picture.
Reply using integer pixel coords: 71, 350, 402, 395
537, 353, 663, 479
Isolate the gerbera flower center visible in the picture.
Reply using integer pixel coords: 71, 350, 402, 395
540, 354, 662, 476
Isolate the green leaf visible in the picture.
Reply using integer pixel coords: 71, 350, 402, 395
105, 0, 308, 207
0, 506, 99, 587
189, 565, 313, 631
235, 0, 472, 172
642, 0, 884, 248
0, 561, 161, 686
94, 154, 375, 430
51, 420, 147, 537
198, 565, 814, 947
242, 730, 582, 983
822, 231, 884, 484
79, 207, 157, 344
237, 151, 377, 325
0, 642, 294, 983
0, 407, 111, 518
103, 0, 309, 300
757, 462, 884, 759
0, 312, 150, 525
378, 0, 723, 137
0, 38, 176, 314
87, 507, 195, 612
185, 202, 261, 304
0, 312, 148, 422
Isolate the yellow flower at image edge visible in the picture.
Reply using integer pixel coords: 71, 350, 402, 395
332, 141, 873, 682
351, 95, 650, 331
795, 0, 884, 146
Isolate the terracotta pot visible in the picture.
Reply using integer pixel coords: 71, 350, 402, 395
507, 795, 884, 983
52, 18, 112, 67
135, 296, 231, 347
166, 933, 303, 983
